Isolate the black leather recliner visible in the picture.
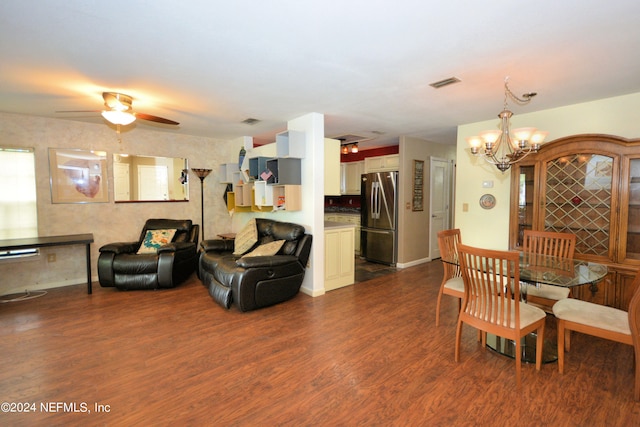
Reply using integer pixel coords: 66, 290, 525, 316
98, 219, 199, 290
198, 218, 312, 312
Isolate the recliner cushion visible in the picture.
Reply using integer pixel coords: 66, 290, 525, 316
137, 229, 177, 254
242, 240, 285, 258
233, 218, 258, 255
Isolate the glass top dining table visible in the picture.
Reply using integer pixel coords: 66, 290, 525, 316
442, 251, 608, 288
441, 251, 609, 363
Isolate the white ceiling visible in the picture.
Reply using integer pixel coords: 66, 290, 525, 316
1, 1, 640, 149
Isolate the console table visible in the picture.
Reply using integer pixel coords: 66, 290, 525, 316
0, 233, 94, 294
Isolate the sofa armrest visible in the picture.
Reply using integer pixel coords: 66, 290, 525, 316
236, 255, 299, 269
99, 241, 139, 254
201, 239, 235, 252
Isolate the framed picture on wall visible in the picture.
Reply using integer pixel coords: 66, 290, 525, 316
412, 159, 424, 211
48, 148, 109, 203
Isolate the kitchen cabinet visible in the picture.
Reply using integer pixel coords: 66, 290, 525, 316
324, 213, 361, 255
364, 154, 399, 173
325, 138, 341, 196
324, 222, 355, 291
341, 161, 364, 195
509, 134, 640, 309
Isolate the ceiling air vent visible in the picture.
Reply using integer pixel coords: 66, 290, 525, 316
242, 118, 260, 125
429, 77, 461, 89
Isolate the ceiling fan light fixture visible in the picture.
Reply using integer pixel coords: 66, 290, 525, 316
101, 110, 136, 126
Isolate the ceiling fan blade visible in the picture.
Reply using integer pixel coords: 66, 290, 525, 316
135, 112, 179, 125
56, 110, 101, 113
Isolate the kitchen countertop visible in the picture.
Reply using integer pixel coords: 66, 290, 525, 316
324, 207, 360, 215
324, 221, 357, 230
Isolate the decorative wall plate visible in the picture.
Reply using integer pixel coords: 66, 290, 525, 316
479, 193, 496, 209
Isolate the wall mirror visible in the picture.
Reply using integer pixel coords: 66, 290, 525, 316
113, 154, 189, 202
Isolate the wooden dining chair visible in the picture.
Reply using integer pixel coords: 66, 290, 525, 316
435, 229, 464, 326
455, 244, 547, 386
522, 230, 577, 312
553, 272, 640, 400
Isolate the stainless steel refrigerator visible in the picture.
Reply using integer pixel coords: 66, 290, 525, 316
360, 171, 398, 266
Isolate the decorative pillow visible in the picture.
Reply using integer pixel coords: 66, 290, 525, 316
137, 229, 177, 254
233, 218, 258, 255
241, 240, 285, 258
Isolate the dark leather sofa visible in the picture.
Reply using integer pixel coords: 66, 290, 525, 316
98, 219, 199, 290
198, 218, 312, 312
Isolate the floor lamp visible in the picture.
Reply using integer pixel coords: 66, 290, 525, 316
191, 168, 212, 242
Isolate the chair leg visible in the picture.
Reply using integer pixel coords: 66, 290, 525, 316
515, 336, 522, 387
454, 319, 463, 362
535, 324, 544, 371
436, 290, 444, 326
633, 349, 640, 401
557, 319, 565, 374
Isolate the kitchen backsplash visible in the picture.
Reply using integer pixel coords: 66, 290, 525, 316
325, 195, 361, 213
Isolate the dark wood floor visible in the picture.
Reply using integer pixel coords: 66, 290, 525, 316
1, 260, 639, 426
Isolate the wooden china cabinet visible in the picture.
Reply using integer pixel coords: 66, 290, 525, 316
509, 134, 640, 309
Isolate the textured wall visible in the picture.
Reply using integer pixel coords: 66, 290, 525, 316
0, 112, 237, 294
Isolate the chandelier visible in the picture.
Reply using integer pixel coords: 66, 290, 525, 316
466, 78, 547, 172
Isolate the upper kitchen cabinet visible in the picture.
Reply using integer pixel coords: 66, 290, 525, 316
341, 161, 364, 195
364, 154, 399, 172
325, 138, 341, 196
509, 134, 640, 309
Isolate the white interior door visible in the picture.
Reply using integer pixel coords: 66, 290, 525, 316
114, 162, 130, 201
430, 158, 451, 258
138, 165, 169, 200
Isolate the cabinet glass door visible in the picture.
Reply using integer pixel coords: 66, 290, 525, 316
544, 154, 613, 257
516, 165, 535, 248
626, 158, 640, 260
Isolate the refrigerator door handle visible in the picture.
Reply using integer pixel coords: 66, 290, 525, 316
370, 181, 376, 219
373, 181, 380, 219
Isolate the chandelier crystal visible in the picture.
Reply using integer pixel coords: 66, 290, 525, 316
467, 78, 547, 172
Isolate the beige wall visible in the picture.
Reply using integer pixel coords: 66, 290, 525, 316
398, 136, 456, 266
455, 92, 640, 250
0, 112, 237, 294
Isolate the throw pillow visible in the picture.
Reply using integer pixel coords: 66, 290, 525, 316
241, 240, 285, 258
233, 218, 258, 255
137, 229, 177, 254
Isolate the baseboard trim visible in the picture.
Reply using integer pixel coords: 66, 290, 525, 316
396, 257, 431, 269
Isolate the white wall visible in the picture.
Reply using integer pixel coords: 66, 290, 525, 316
0, 112, 235, 295
455, 92, 640, 249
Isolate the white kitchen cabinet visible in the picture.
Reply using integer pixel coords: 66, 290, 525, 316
341, 161, 364, 195
324, 224, 355, 291
325, 138, 341, 196
325, 213, 361, 255
364, 154, 399, 172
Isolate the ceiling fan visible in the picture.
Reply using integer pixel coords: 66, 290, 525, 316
58, 92, 179, 126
